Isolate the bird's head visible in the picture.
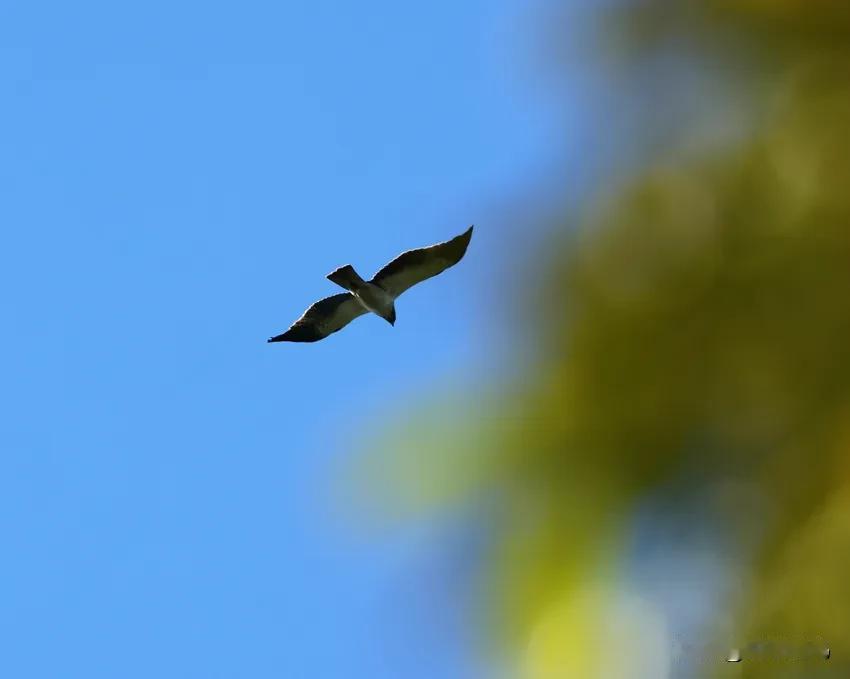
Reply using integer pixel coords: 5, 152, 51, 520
383, 306, 396, 326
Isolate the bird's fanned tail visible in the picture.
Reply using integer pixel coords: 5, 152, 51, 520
326, 264, 365, 292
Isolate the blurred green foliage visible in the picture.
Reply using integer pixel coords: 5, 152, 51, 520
354, 1, 850, 676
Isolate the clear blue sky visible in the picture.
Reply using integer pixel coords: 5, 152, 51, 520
0, 1, 583, 677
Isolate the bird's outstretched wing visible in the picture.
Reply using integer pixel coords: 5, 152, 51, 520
268, 293, 368, 343
370, 226, 473, 298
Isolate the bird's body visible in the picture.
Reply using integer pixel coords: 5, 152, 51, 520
324, 263, 395, 321
268, 225, 473, 343
352, 282, 396, 320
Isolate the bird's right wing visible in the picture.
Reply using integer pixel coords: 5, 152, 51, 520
370, 225, 473, 298
268, 293, 368, 343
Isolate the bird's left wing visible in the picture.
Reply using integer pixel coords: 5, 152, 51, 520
268, 293, 368, 343
370, 225, 473, 298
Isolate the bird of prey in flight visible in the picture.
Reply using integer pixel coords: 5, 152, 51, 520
268, 225, 473, 343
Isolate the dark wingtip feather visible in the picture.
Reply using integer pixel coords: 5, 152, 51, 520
267, 324, 325, 343
450, 225, 474, 260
